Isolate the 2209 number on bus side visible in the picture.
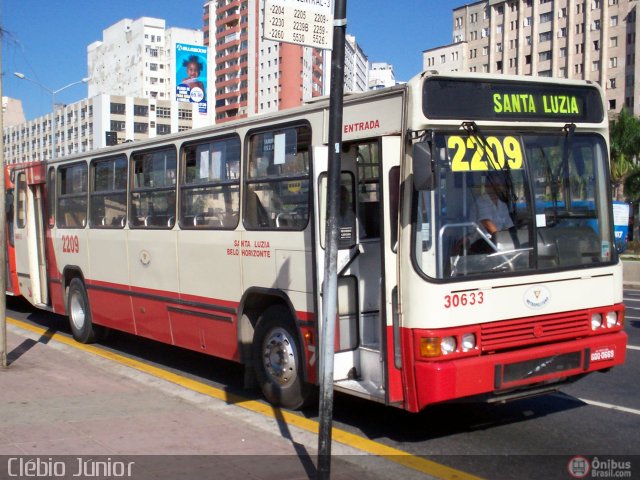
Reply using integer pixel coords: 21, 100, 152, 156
62, 235, 80, 254
444, 291, 484, 308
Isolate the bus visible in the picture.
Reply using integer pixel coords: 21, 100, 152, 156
7, 72, 626, 412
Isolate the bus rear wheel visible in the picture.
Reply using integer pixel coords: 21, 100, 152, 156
252, 306, 310, 409
67, 278, 102, 344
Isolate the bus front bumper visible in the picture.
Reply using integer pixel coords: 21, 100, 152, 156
413, 331, 627, 410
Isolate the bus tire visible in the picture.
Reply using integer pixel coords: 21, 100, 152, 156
67, 278, 100, 344
252, 305, 309, 409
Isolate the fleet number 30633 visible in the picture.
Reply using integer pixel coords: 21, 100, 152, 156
444, 291, 484, 308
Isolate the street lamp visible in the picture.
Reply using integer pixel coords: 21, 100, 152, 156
14, 72, 89, 159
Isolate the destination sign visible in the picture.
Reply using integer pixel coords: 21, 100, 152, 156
422, 77, 604, 123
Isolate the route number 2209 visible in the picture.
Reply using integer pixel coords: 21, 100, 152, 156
444, 291, 484, 308
447, 135, 523, 172
62, 235, 79, 253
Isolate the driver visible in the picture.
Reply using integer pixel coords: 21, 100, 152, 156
473, 173, 514, 239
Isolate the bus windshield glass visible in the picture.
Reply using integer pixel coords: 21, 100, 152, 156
413, 131, 613, 279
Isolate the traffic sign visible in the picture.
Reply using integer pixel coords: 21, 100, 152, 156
263, 0, 334, 50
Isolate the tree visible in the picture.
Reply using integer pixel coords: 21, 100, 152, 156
609, 108, 640, 200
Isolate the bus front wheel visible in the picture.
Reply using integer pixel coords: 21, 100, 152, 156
67, 278, 100, 344
252, 306, 310, 409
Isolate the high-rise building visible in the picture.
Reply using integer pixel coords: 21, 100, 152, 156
2, 97, 26, 128
88, 17, 204, 102
203, 0, 324, 123
423, 0, 640, 116
344, 34, 369, 93
4, 17, 211, 164
368, 63, 397, 90
87, 17, 211, 128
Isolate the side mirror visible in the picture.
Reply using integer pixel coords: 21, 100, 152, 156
412, 142, 434, 190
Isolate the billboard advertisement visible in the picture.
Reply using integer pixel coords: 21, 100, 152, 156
176, 43, 208, 114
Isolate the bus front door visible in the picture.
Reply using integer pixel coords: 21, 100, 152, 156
13, 170, 49, 307
313, 137, 400, 405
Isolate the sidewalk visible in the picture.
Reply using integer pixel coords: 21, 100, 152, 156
0, 322, 433, 480
622, 258, 640, 289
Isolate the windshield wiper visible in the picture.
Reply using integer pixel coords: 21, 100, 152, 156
460, 121, 517, 209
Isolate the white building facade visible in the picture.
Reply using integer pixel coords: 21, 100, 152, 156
423, 0, 640, 116
368, 62, 397, 90
3, 94, 199, 164
344, 34, 369, 93
4, 17, 212, 164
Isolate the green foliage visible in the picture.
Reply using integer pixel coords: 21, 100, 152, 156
625, 170, 640, 201
610, 108, 640, 200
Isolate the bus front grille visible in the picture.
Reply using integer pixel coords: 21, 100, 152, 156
481, 311, 591, 352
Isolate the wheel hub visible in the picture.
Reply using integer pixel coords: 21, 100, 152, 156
262, 328, 297, 385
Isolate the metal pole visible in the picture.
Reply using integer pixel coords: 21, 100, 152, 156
0, 29, 8, 368
317, 0, 347, 478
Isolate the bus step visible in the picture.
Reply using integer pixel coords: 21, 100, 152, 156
334, 378, 385, 403
33, 303, 53, 312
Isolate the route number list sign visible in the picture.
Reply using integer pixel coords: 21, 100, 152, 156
263, 0, 334, 50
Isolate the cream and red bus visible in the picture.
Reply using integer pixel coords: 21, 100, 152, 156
8, 72, 626, 411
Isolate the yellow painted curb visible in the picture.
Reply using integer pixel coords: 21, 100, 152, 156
7, 316, 483, 480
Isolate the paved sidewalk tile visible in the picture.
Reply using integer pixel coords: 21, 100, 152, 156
0, 326, 433, 480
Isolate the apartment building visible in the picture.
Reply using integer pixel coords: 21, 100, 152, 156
3, 17, 211, 164
88, 18, 204, 102
204, 0, 324, 123
423, 0, 640, 116
4, 8, 380, 163
344, 34, 370, 93
2, 97, 26, 128
2, 94, 200, 164
369, 63, 397, 90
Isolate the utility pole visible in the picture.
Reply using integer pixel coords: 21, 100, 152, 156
0, 27, 8, 368
317, 0, 347, 478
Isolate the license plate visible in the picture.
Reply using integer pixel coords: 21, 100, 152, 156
590, 346, 616, 362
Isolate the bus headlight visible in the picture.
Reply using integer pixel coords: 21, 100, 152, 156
441, 336, 457, 355
606, 311, 618, 328
591, 313, 603, 330
461, 333, 477, 351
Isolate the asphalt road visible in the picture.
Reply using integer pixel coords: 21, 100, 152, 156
5, 292, 639, 480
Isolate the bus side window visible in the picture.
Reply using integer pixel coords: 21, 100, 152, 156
16, 173, 26, 230
57, 163, 88, 229
47, 167, 55, 227
130, 147, 177, 229
90, 155, 127, 229
245, 126, 311, 231
179, 136, 240, 230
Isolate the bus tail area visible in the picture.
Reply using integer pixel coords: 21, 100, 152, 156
6, 162, 49, 303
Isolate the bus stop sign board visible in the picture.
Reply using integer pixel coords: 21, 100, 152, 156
263, 0, 334, 50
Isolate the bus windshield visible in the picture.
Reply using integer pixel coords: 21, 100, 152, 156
413, 131, 614, 279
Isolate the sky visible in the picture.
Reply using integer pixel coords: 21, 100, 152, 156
2, 0, 461, 121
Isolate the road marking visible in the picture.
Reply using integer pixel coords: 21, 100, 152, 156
627, 345, 640, 351
7, 317, 482, 480
577, 398, 640, 416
